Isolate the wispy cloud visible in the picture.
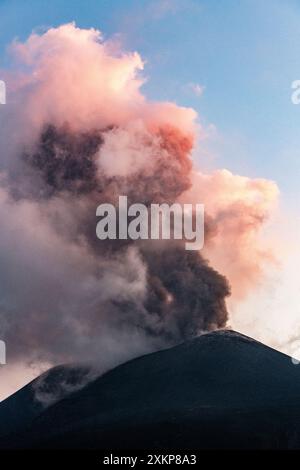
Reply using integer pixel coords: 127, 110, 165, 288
185, 82, 205, 97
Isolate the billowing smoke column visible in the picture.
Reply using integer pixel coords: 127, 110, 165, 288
17, 119, 229, 344
0, 24, 278, 387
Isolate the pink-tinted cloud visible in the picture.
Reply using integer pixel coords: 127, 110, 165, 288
0, 23, 279, 398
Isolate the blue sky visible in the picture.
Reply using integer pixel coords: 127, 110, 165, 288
0, 0, 300, 203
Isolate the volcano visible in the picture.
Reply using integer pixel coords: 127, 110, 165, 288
1, 330, 300, 450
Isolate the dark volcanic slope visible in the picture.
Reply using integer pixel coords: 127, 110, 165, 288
2, 330, 300, 449
0, 364, 92, 440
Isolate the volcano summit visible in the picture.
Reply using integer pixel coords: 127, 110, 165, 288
0, 330, 300, 450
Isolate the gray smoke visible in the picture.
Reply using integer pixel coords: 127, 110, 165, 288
0, 122, 230, 373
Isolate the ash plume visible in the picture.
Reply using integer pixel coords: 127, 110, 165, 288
15, 118, 229, 344
0, 23, 278, 397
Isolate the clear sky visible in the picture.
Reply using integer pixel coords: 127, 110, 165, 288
0, 0, 300, 360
